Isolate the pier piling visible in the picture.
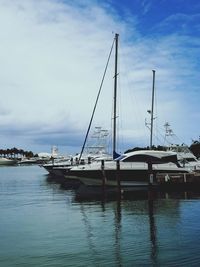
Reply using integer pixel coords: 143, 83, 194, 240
101, 160, 106, 190
148, 161, 154, 185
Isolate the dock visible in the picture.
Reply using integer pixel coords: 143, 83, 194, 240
156, 171, 200, 191
75, 173, 200, 199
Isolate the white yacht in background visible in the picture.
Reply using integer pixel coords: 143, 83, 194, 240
168, 144, 200, 171
43, 128, 112, 175
42, 146, 71, 174
164, 122, 200, 171
0, 157, 17, 166
18, 157, 38, 165
18, 151, 52, 165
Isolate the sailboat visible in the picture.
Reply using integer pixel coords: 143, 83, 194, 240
61, 33, 190, 187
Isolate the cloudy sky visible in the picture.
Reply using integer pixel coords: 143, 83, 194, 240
0, 0, 200, 155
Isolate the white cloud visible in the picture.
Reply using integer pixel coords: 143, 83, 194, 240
141, 0, 152, 14
0, 0, 199, 153
0, 0, 129, 152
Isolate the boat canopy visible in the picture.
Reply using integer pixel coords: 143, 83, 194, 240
116, 150, 180, 166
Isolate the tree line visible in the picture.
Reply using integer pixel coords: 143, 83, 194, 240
0, 147, 36, 158
2, 141, 200, 159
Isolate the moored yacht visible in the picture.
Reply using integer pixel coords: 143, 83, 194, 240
42, 158, 71, 175
43, 151, 112, 176
43, 127, 112, 176
168, 144, 200, 171
63, 150, 190, 187
0, 157, 17, 166
163, 123, 200, 171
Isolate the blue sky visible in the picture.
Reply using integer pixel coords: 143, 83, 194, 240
0, 0, 200, 155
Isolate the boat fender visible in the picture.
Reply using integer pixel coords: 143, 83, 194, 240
149, 174, 154, 184
165, 174, 170, 182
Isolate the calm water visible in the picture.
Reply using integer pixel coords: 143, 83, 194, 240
1, 166, 200, 266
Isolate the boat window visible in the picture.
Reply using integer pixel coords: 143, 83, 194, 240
122, 154, 160, 163
121, 154, 178, 164
185, 158, 197, 162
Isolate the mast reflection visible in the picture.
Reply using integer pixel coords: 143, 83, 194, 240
148, 193, 158, 265
114, 199, 122, 267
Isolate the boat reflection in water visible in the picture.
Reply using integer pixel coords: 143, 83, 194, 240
1, 165, 200, 267
71, 189, 200, 266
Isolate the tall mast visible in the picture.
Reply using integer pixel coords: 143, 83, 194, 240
150, 70, 156, 149
113, 33, 119, 158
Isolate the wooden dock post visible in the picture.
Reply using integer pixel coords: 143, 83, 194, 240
101, 160, 106, 190
148, 161, 154, 185
183, 173, 187, 183
116, 160, 121, 196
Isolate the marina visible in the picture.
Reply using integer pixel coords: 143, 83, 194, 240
43, 33, 200, 195
1, 165, 200, 266
1, 1, 200, 266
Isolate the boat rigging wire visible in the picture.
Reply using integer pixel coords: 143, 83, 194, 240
78, 36, 116, 162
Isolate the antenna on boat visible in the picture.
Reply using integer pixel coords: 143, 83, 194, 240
113, 33, 119, 159
163, 122, 177, 146
164, 122, 174, 138
150, 70, 156, 149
